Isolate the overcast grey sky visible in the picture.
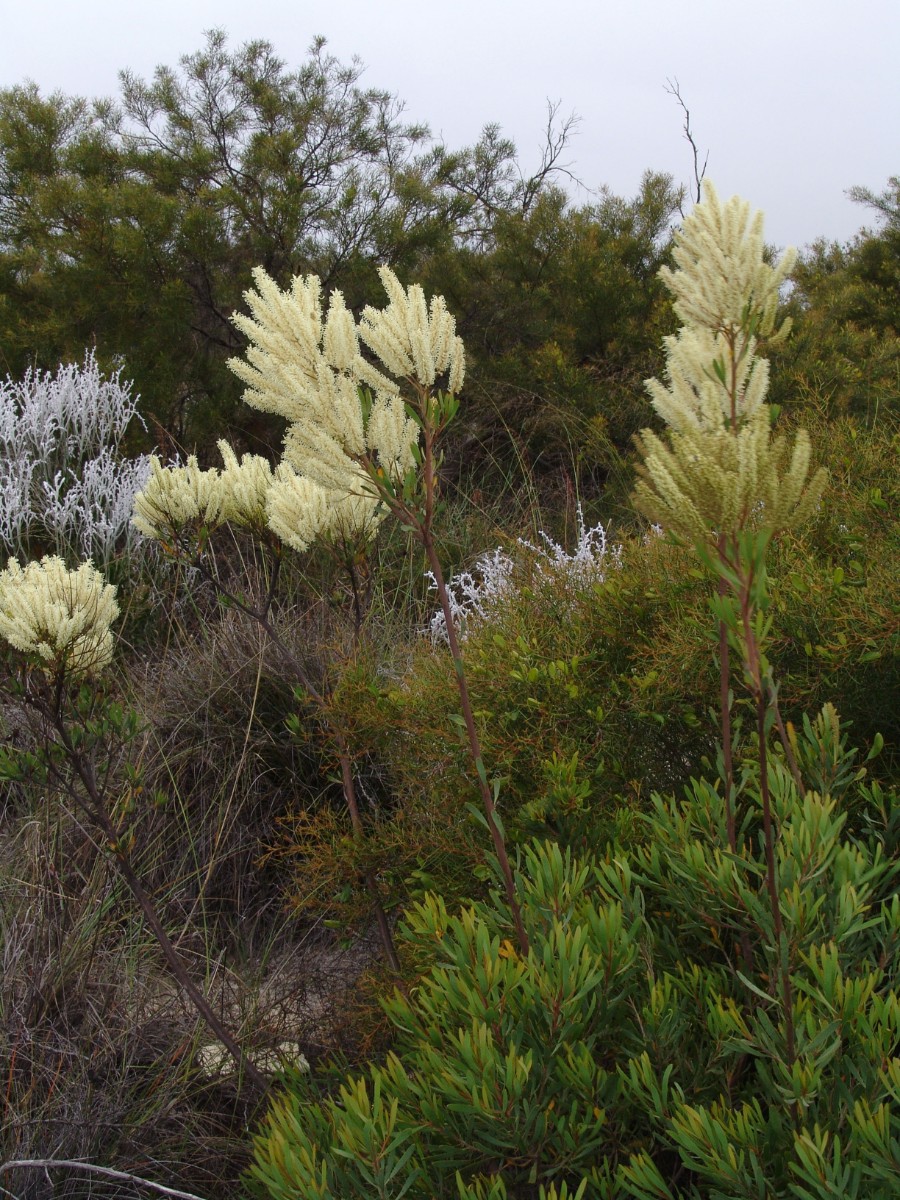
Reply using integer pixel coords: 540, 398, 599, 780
2, 0, 897, 249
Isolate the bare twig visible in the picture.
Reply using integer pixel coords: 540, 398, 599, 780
182, 537, 401, 971
0, 1159, 208, 1200
665, 77, 708, 206
519, 99, 582, 214
19, 679, 270, 1097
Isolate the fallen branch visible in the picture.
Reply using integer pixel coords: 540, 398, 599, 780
0, 1159, 207, 1200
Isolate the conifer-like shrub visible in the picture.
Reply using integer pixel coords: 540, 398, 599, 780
250, 745, 899, 1199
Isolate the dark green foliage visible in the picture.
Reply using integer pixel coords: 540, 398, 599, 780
772, 183, 900, 424
0, 80, 196, 435
0, 33, 490, 445
431, 172, 681, 505
0, 34, 682, 474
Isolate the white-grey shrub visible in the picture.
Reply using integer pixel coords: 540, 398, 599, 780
426, 547, 515, 644
518, 503, 623, 587
428, 505, 623, 643
0, 352, 151, 567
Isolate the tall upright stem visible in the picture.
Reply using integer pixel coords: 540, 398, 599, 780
755, 694, 796, 1066
716, 539, 755, 975
717, 539, 736, 855
416, 411, 529, 956
740, 582, 796, 1067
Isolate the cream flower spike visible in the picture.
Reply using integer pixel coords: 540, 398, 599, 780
265, 471, 336, 553
225, 263, 466, 556
0, 556, 119, 678
131, 455, 224, 541
359, 267, 466, 392
322, 290, 360, 372
366, 394, 419, 480
646, 326, 772, 434
228, 269, 398, 427
634, 181, 826, 545
645, 182, 796, 435
216, 441, 277, 529
228, 270, 327, 423
660, 181, 796, 342
633, 411, 825, 544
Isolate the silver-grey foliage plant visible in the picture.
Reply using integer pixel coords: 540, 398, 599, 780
0, 351, 150, 567
427, 505, 622, 644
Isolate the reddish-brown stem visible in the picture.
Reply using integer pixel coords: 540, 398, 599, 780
718, 325, 794, 1040
720, 336, 740, 852
424, 538, 530, 956
717, 537, 755, 976
739, 578, 796, 1068
416, 412, 530, 956
717, 540, 736, 854
755, 693, 796, 1066
357, 385, 528, 954
338, 746, 401, 973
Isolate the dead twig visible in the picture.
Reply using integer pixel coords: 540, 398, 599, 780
0, 1158, 207, 1200
665, 77, 708, 207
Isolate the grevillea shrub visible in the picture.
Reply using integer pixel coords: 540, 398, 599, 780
249, 742, 898, 1199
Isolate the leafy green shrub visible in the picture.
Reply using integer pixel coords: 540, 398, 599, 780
249, 722, 899, 1198
325, 451, 895, 908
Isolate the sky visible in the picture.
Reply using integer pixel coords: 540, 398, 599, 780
2, 0, 897, 250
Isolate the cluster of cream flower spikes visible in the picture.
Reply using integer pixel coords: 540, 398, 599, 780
132, 267, 466, 555
0, 556, 119, 678
632, 182, 826, 543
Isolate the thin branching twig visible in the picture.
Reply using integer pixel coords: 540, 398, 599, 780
665, 77, 708, 207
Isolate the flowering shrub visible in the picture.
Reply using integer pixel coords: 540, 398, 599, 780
0, 556, 119, 678
0, 352, 150, 567
133, 441, 381, 553
130, 263, 481, 972
0, 551, 270, 1089
225, 266, 462, 529
133, 266, 467, 561
632, 184, 826, 542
